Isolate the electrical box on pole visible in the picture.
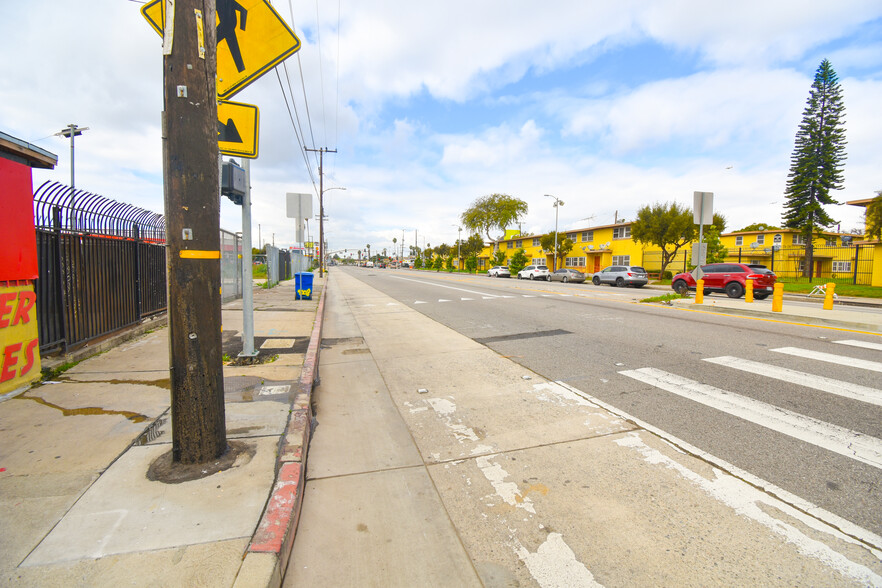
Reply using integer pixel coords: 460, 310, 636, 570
221, 160, 246, 205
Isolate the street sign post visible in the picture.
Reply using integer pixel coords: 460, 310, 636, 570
693, 191, 714, 268
142, 0, 301, 99
217, 100, 259, 158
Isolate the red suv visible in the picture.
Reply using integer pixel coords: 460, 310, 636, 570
671, 263, 776, 299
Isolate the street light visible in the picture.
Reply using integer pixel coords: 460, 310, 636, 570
55, 123, 88, 230
451, 224, 461, 268
545, 194, 564, 270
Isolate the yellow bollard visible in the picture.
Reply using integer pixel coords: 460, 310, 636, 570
695, 279, 704, 304
823, 282, 836, 310
745, 279, 754, 303
772, 283, 784, 312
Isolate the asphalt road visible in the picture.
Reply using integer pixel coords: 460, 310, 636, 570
342, 266, 882, 536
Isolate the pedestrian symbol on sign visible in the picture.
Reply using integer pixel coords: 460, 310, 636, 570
217, 0, 247, 73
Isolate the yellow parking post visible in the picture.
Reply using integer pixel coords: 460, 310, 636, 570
695, 279, 704, 304
772, 283, 784, 312
823, 282, 836, 310
745, 279, 754, 303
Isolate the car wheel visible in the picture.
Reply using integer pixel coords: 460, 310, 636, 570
672, 280, 689, 295
703, 288, 712, 296
592, 276, 600, 286
615, 277, 625, 287
754, 293, 770, 300
725, 282, 744, 298
562, 276, 568, 283
531, 274, 536, 280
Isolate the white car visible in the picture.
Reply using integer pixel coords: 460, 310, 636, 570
487, 266, 511, 278
517, 265, 550, 280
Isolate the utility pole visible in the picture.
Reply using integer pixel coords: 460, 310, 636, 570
305, 147, 337, 277
162, 0, 226, 463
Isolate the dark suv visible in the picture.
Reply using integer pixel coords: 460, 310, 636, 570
671, 263, 776, 299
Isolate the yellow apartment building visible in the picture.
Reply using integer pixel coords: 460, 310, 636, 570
718, 228, 869, 282
479, 222, 657, 273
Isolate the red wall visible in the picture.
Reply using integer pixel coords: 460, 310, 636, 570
0, 158, 38, 280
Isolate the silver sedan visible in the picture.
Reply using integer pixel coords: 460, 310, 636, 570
548, 268, 586, 283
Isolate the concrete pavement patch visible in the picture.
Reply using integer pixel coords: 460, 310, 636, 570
23, 437, 278, 566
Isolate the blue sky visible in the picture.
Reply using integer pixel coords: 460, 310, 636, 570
2, 1, 881, 257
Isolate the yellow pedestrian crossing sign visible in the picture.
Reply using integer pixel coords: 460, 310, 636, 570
218, 100, 259, 158
141, 0, 301, 99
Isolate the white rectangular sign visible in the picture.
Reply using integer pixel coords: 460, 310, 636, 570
693, 191, 714, 225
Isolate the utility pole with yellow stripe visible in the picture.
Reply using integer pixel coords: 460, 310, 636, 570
162, 0, 227, 464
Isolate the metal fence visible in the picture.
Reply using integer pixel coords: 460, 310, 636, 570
220, 229, 243, 303
33, 181, 246, 353
33, 181, 168, 353
264, 245, 293, 287
640, 244, 875, 285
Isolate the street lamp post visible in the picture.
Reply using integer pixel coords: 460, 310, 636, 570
451, 224, 461, 269
56, 124, 89, 230
545, 194, 564, 270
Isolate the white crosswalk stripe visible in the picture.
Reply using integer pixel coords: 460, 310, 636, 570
834, 339, 882, 352
619, 367, 882, 470
703, 356, 882, 407
771, 347, 882, 373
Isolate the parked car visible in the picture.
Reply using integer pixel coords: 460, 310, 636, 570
591, 265, 648, 287
548, 268, 586, 283
517, 265, 550, 280
487, 266, 511, 278
671, 263, 776, 299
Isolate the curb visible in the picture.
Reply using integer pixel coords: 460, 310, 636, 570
235, 275, 327, 588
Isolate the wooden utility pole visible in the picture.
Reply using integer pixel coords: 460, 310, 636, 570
162, 0, 227, 463
305, 147, 336, 277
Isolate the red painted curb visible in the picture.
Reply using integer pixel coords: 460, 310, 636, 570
246, 274, 326, 571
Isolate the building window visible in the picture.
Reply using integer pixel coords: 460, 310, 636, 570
793, 234, 807, 245
826, 237, 837, 246
832, 261, 851, 273
612, 255, 630, 265
773, 234, 782, 245
565, 257, 586, 267
532, 258, 546, 266
479, 258, 486, 268
567, 233, 578, 242
516, 240, 523, 248
532, 238, 541, 247
735, 236, 743, 246
612, 226, 631, 239
507, 241, 513, 249
756, 234, 765, 245
581, 231, 593, 242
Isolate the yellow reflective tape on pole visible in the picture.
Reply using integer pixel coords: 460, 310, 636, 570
180, 250, 221, 259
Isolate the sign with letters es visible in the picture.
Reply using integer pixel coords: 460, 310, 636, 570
141, 0, 301, 99
0, 283, 41, 396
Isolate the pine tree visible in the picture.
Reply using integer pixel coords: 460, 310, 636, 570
782, 59, 847, 279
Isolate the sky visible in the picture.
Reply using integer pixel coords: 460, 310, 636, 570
3, 1, 881, 258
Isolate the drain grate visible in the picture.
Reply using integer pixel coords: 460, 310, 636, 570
474, 329, 572, 345
135, 415, 167, 445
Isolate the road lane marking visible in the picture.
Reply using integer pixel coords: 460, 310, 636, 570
834, 339, 882, 352
771, 347, 882, 373
390, 275, 502, 298
553, 381, 882, 560
619, 367, 882, 469
703, 356, 882, 407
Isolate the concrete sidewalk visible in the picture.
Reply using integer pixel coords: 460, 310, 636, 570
0, 275, 325, 587
666, 292, 882, 333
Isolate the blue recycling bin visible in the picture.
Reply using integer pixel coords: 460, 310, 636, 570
295, 272, 314, 300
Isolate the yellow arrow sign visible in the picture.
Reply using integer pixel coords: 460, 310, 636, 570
141, 0, 301, 99
218, 100, 259, 158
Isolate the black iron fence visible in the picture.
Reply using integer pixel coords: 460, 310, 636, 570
33, 181, 167, 354
641, 244, 875, 285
